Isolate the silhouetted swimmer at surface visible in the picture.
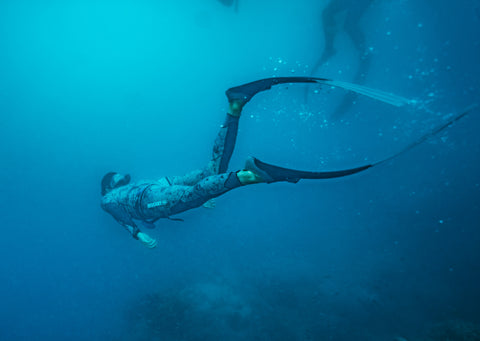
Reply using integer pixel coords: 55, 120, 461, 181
100, 76, 474, 249
310, 0, 375, 119
319, 0, 374, 66
217, 0, 239, 12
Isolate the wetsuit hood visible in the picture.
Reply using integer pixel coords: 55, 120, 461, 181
101, 172, 131, 195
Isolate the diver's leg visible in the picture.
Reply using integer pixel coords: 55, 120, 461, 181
162, 107, 240, 186
166, 117, 239, 186
169, 172, 244, 214
141, 173, 241, 218
209, 77, 327, 175
210, 114, 240, 174
180, 77, 316, 183
179, 154, 372, 198
207, 75, 402, 174
168, 155, 373, 215
177, 102, 243, 184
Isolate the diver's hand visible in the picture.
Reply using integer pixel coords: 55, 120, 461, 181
137, 232, 157, 249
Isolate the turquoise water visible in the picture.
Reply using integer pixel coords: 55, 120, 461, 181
1, 1, 479, 340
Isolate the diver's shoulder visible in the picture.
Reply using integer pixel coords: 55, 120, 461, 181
101, 183, 134, 203
101, 191, 118, 207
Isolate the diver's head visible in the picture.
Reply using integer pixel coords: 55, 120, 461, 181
101, 172, 131, 195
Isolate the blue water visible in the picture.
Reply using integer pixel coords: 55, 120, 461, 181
1, 1, 479, 340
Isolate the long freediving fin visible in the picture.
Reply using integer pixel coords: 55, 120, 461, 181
246, 104, 477, 183
227, 77, 412, 108
373, 103, 478, 166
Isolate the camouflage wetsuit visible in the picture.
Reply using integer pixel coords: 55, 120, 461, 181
101, 115, 242, 239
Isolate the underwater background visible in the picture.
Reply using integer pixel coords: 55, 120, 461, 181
1, 0, 479, 340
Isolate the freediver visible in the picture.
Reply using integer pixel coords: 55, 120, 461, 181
309, 0, 375, 119
100, 77, 475, 248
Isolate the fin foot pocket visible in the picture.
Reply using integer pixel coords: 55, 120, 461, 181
245, 156, 372, 184
226, 77, 325, 105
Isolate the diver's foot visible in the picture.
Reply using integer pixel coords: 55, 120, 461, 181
243, 157, 268, 183
237, 157, 270, 184
236, 169, 262, 185
225, 78, 286, 116
228, 99, 245, 117
226, 77, 324, 116
243, 156, 300, 184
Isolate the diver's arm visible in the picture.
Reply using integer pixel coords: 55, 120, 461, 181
102, 202, 157, 248
120, 223, 157, 249
122, 222, 157, 248
121, 221, 157, 249
122, 223, 140, 239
